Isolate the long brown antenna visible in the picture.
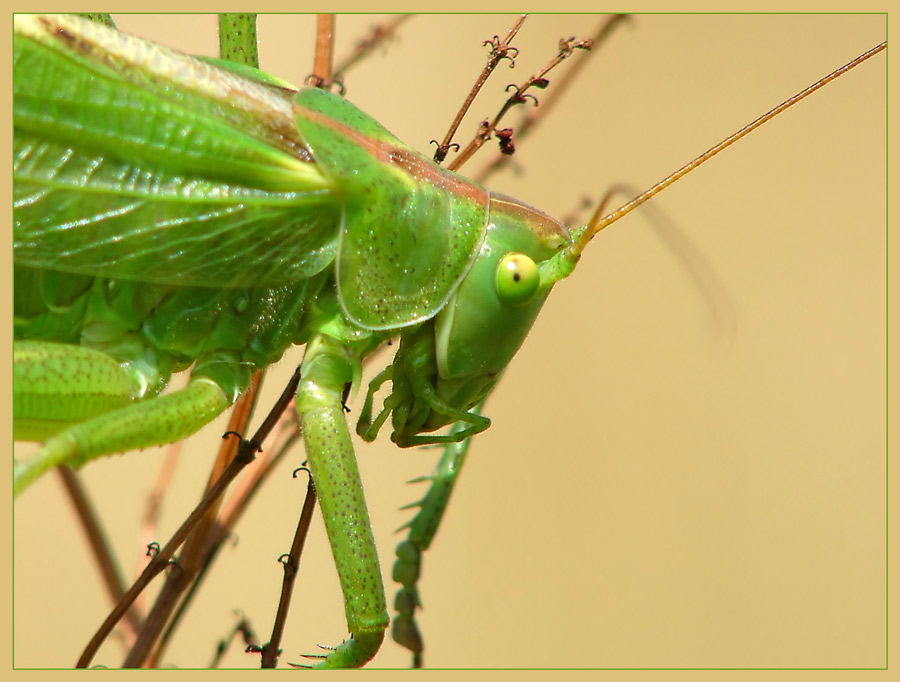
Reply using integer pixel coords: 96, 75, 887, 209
571, 41, 886, 257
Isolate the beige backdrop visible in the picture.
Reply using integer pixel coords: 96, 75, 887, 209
13, 14, 885, 669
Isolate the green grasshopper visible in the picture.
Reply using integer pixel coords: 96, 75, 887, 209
14, 13, 884, 668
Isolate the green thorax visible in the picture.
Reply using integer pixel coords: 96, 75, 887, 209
293, 87, 489, 331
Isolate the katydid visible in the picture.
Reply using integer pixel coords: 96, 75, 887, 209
14, 13, 884, 668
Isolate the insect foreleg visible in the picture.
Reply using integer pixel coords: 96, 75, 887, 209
356, 364, 396, 441
357, 326, 492, 447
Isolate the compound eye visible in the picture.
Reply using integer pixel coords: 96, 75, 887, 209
496, 253, 540, 307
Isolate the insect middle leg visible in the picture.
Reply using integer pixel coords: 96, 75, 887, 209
293, 331, 389, 668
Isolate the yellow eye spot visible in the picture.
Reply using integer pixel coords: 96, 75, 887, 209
496, 253, 540, 307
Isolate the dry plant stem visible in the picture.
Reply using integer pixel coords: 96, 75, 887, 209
141, 372, 265, 667
261, 471, 318, 668
310, 14, 336, 88
153, 415, 302, 668
432, 14, 527, 163
57, 468, 143, 642
77, 368, 301, 668
218, 411, 301, 529
183, 372, 263, 569
124, 559, 190, 667
146, 370, 302, 667
211, 616, 260, 668
136, 439, 181, 615
448, 32, 592, 172
476, 14, 629, 184
333, 14, 412, 80
120, 452, 261, 667
76, 442, 257, 668
158, 376, 303, 669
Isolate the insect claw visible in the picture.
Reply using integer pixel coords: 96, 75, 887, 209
287, 647, 330, 666
145, 542, 161, 556
292, 465, 311, 478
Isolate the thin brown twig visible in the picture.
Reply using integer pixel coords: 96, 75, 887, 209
308, 14, 336, 88
432, 14, 527, 163
333, 14, 412, 80
142, 369, 301, 666
136, 440, 181, 596
448, 33, 592, 172
182, 372, 263, 568
218, 409, 302, 530
210, 614, 259, 668
57, 468, 143, 642
78, 368, 301, 668
141, 372, 265, 668
475, 14, 630, 183
261, 470, 317, 668
152, 412, 302, 668
76, 438, 259, 668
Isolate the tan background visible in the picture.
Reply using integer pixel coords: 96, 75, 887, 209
11, 13, 885, 670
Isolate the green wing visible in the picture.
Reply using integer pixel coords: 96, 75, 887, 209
13, 14, 340, 287
293, 88, 488, 331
